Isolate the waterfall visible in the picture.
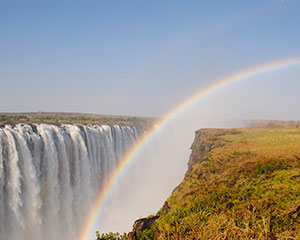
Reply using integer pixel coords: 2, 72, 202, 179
0, 123, 140, 240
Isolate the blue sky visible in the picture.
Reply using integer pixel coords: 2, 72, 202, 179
1, 0, 300, 117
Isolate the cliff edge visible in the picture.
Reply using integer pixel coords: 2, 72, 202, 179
128, 128, 300, 240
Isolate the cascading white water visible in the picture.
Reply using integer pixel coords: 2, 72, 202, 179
0, 123, 140, 240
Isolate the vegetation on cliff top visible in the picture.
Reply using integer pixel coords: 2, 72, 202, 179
129, 128, 300, 239
0, 112, 155, 129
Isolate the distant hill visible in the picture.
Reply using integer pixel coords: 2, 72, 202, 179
248, 120, 300, 128
0, 112, 156, 129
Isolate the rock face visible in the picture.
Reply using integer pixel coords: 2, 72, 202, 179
128, 216, 159, 240
187, 128, 240, 172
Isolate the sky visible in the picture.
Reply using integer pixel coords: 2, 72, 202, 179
1, 0, 300, 117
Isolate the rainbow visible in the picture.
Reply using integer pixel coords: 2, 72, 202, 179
79, 57, 300, 240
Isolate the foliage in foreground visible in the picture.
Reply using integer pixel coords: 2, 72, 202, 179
96, 231, 127, 240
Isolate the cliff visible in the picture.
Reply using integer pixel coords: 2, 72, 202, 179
128, 128, 300, 240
